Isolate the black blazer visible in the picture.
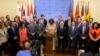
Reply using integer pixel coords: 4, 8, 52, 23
8, 27, 17, 40
57, 26, 66, 38
44, 19, 47, 27
64, 20, 69, 28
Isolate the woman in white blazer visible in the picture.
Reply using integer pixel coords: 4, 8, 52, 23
0, 22, 8, 56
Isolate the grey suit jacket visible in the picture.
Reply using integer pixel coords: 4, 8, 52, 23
68, 26, 78, 38
27, 23, 36, 36
35, 24, 45, 35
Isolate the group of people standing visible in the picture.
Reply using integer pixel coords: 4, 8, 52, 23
0, 14, 100, 56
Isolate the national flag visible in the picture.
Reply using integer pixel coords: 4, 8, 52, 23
16, 1, 21, 18
81, 3, 84, 16
84, 5, 87, 20
69, 1, 74, 19
27, 2, 30, 16
24, 2, 27, 19
75, 2, 80, 22
86, 2, 90, 21
29, 1, 33, 19
34, 5, 36, 16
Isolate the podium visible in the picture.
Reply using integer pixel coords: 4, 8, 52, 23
43, 33, 56, 53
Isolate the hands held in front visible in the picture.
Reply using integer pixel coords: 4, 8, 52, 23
32, 33, 35, 36
82, 37, 86, 40
70, 37, 73, 40
14, 37, 17, 40
59, 36, 63, 39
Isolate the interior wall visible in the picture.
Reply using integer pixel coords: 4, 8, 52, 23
0, 0, 17, 20
0, 0, 100, 22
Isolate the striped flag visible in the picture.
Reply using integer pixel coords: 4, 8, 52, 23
86, 2, 90, 21
75, 2, 80, 22
84, 5, 87, 20
29, 1, 33, 19
69, 1, 74, 19
16, 1, 21, 18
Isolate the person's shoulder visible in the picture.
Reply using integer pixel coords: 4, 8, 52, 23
16, 50, 23, 56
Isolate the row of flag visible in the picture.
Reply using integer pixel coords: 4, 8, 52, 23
69, 1, 91, 22
16, 0, 34, 21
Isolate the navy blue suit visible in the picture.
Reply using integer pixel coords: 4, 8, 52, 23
79, 25, 89, 49
68, 26, 78, 53
8, 27, 18, 56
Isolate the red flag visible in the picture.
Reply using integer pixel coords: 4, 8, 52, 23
30, 3, 33, 15
17, 1, 21, 18
71, 3, 74, 18
75, 2, 80, 22
27, 2, 30, 16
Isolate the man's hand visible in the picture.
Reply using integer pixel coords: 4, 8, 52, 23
32, 33, 35, 36
82, 37, 86, 40
14, 37, 17, 40
59, 36, 63, 39
39, 34, 42, 36
70, 37, 73, 40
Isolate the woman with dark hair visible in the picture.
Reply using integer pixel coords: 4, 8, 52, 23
45, 18, 57, 51
19, 22, 28, 48
89, 22, 100, 54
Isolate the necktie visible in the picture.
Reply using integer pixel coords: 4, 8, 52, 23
12, 27, 15, 33
83, 27, 85, 35
72, 26, 74, 32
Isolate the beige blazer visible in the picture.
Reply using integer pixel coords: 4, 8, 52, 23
0, 28, 8, 45
45, 23, 57, 35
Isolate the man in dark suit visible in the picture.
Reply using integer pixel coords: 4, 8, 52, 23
40, 14, 47, 27
57, 20, 66, 53
27, 19, 36, 41
56, 15, 63, 27
79, 20, 89, 52
5, 15, 11, 24
68, 21, 78, 54
64, 16, 72, 47
8, 21, 18, 56
14, 16, 21, 40
75, 17, 82, 48
87, 18, 94, 28
21, 15, 29, 27
35, 19, 45, 46
64, 16, 72, 28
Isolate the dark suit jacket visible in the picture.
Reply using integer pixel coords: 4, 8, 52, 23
76, 22, 82, 29
8, 27, 17, 41
64, 20, 70, 36
35, 24, 45, 35
64, 20, 70, 28
57, 26, 66, 38
27, 23, 36, 38
79, 25, 89, 37
68, 26, 78, 38
43, 19, 47, 27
